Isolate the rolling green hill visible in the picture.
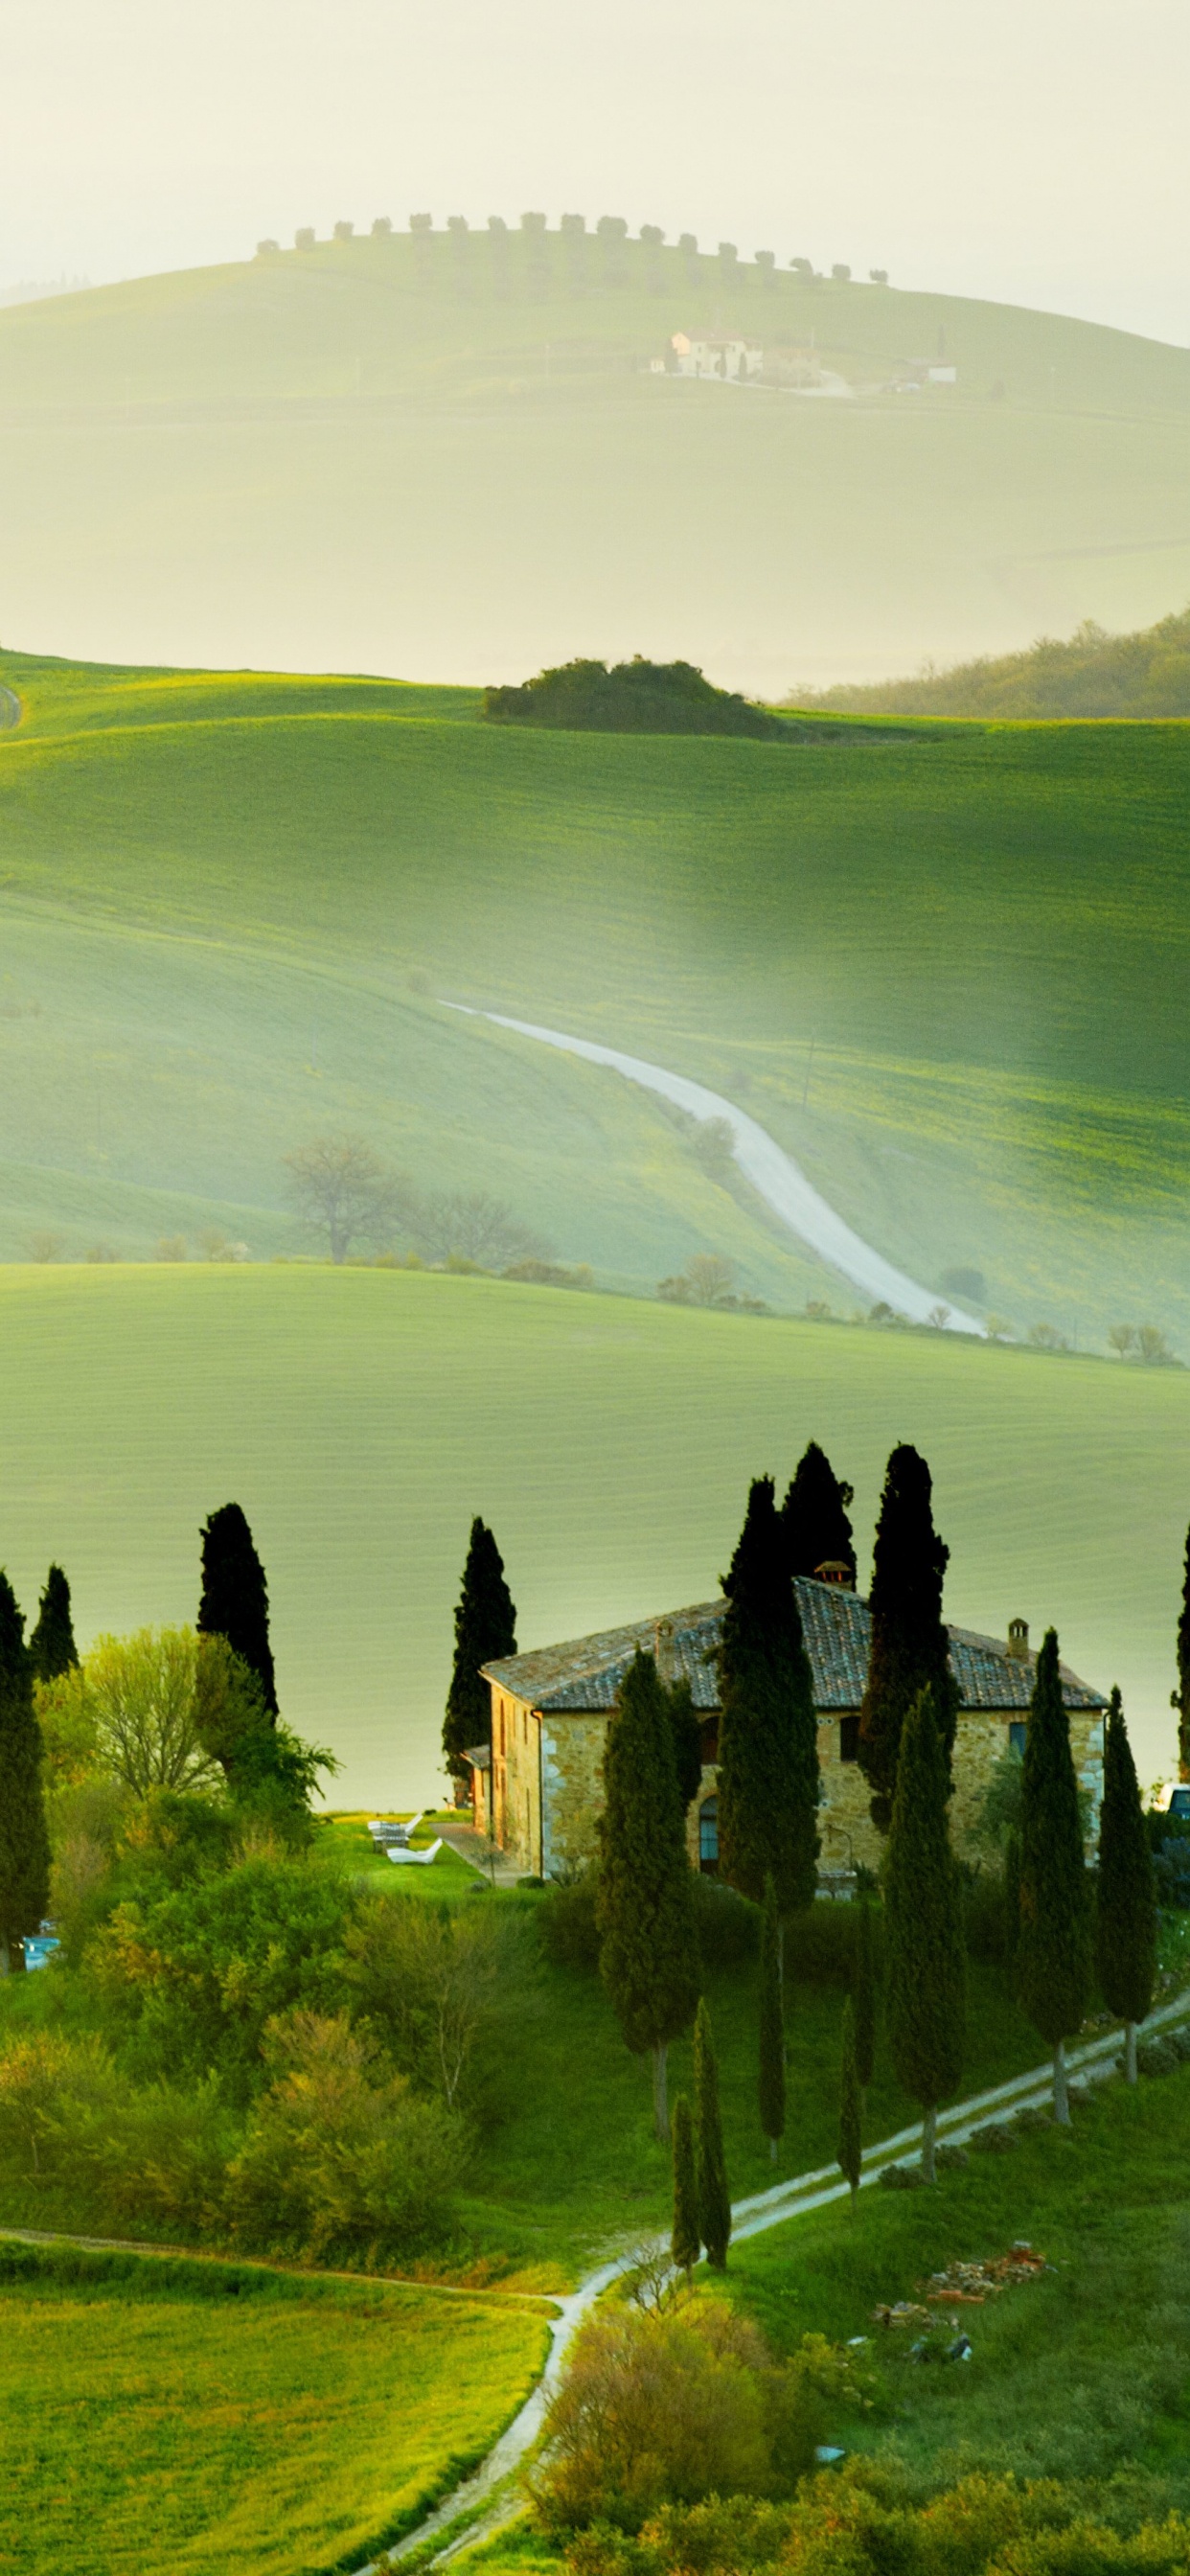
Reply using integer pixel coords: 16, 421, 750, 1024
0, 1262, 1184, 1805
3, 229, 1190, 690
0, 646, 1187, 1355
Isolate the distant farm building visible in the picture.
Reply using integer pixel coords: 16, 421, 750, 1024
466, 1577, 1106, 1883
671, 333, 763, 381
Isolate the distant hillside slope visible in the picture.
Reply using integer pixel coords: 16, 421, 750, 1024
2, 228, 1190, 690
794, 605, 1190, 717
0, 647, 1188, 1360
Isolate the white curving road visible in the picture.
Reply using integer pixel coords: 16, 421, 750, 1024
447, 1006, 982, 1335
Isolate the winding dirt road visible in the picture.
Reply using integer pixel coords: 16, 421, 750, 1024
448, 1006, 983, 1335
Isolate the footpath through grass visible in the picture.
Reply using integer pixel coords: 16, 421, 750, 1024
0, 2242, 549, 2576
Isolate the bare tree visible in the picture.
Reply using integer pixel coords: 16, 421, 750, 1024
284, 1136, 404, 1263
1138, 1323, 1175, 1367
416, 1190, 549, 1271
1108, 1324, 1136, 1359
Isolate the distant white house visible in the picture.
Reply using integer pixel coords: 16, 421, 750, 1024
670, 333, 763, 381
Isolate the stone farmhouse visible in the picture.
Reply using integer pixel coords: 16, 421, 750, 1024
465, 1575, 1106, 1883
670, 332, 764, 380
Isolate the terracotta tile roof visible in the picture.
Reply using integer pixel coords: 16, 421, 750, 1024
481, 1580, 1106, 1716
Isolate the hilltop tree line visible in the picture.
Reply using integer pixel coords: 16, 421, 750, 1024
264, 214, 888, 298
794, 604, 1190, 720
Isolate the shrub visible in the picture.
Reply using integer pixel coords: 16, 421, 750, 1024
534, 2300, 860, 2531
227, 2010, 464, 2258
878, 2160, 923, 2189
970, 2119, 1018, 2152
935, 2141, 970, 2171
0, 2029, 231, 2229
691, 1874, 758, 1968
785, 1899, 884, 1988
1135, 2037, 1179, 2078
343, 1893, 525, 2110
540, 1867, 603, 1971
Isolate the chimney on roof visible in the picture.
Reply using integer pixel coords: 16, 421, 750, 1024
813, 1560, 855, 1590
1007, 1618, 1029, 1662
653, 1618, 678, 1682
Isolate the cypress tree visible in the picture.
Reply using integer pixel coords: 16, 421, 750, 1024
884, 1686, 965, 2181
667, 1675, 705, 1811
28, 1566, 78, 1682
443, 1518, 516, 1783
671, 2093, 700, 2276
758, 1873, 786, 2162
837, 1996, 862, 2216
197, 1504, 278, 1716
0, 1576, 49, 1971
858, 1444, 959, 1831
782, 1440, 856, 1583
596, 1650, 699, 2140
1096, 1688, 1157, 2084
1177, 1524, 1190, 1781
717, 1476, 819, 1922
1017, 1627, 1093, 2124
853, 1896, 877, 2094
694, 1996, 731, 2270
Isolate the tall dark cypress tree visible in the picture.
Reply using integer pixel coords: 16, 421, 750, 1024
0, 1576, 50, 1971
883, 1687, 965, 2181
858, 1444, 959, 1831
596, 1650, 699, 2140
1017, 1628, 1093, 2124
1003, 1828, 1022, 1967
1177, 1524, 1190, 1782
28, 1566, 78, 1683
1097, 1688, 1157, 2085
694, 1997, 731, 2270
837, 1997, 862, 2217
758, 1873, 786, 2163
782, 1441, 856, 1583
197, 1504, 278, 1716
443, 1518, 516, 1783
717, 1477, 819, 1920
853, 1896, 877, 2094
671, 2094, 700, 2277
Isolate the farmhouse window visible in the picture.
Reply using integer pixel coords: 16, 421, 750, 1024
698, 1796, 719, 1874
1009, 1721, 1026, 1755
839, 1715, 859, 1762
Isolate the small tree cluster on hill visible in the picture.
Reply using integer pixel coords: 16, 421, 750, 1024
482, 657, 789, 738
790, 603, 1190, 720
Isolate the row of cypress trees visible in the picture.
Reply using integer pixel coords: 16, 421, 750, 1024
0, 1503, 280, 1969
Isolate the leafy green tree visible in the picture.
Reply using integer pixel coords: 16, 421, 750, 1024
781, 1442, 856, 1581
596, 1650, 699, 2140
670, 2093, 700, 2276
443, 1518, 516, 1783
29, 1566, 78, 1682
1017, 1628, 1093, 2123
197, 1503, 277, 1715
694, 1997, 731, 2269
195, 1634, 334, 1835
758, 1873, 785, 2162
858, 1444, 958, 1830
1177, 1523, 1190, 1780
1096, 1688, 1157, 2083
853, 1897, 877, 2093
837, 1997, 862, 2215
883, 1687, 965, 2179
0, 1576, 50, 1970
1003, 1828, 1021, 1965
717, 1478, 819, 1926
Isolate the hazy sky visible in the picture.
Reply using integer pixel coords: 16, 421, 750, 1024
3, 0, 1188, 342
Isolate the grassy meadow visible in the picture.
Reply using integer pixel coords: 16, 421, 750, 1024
3, 230, 1190, 691
0, 1263, 1183, 1801
0, 2242, 548, 2576
1, 648, 1189, 1359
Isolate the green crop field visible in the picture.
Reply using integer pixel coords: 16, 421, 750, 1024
0, 1262, 1184, 1803
3, 231, 1190, 691
0, 2243, 547, 2576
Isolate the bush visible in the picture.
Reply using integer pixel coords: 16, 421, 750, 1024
227, 2010, 464, 2259
539, 1868, 602, 1971
785, 1900, 883, 1988
1135, 2037, 1179, 2079
534, 2300, 865, 2531
878, 2161, 923, 2189
691, 1874, 758, 1967
935, 2141, 970, 2171
343, 1893, 526, 2111
970, 2119, 1018, 2152
482, 659, 789, 741
0, 2029, 231, 2231
963, 1868, 1012, 1964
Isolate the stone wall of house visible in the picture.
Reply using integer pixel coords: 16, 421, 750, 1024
541, 1713, 606, 1875
492, 1694, 1107, 1881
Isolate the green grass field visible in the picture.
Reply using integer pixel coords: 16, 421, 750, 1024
0, 649, 1189, 1358
0, 1260, 1183, 1804
3, 231, 1190, 691
0, 2243, 547, 2576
